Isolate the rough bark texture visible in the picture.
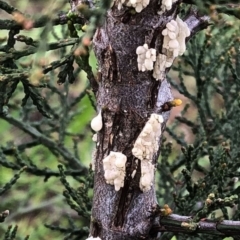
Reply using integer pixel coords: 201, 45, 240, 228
90, 1, 208, 239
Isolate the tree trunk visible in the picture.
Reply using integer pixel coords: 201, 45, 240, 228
90, 1, 208, 239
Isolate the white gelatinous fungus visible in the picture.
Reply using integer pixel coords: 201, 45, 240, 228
86, 237, 102, 240
140, 160, 154, 192
162, 16, 190, 58
117, 0, 150, 12
132, 113, 163, 192
176, 16, 191, 55
153, 16, 190, 81
136, 44, 156, 72
92, 133, 97, 142
159, 0, 177, 14
103, 151, 127, 191
153, 54, 172, 81
116, 0, 125, 10
132, 114, 163, 161
91, 110, 103, 132
126, 0, 150, 12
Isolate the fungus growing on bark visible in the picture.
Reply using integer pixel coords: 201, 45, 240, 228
153, 16, 190, 80
103, 151, 127, 191
153, 54, 172, 80
140, 160, 155, 192
136, 44, 156, 71
92, 133, 97, 142
90, 110, 103, 132
132, 113, 163, 192
86, 237, 102, 240
162, 16, 190, 58
117, 0, 150, 12
159, 0, 177, 14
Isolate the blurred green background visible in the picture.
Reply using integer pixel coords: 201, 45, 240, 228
0, 1, 97, 239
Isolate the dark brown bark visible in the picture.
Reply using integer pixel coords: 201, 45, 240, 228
90, 1, 209, 239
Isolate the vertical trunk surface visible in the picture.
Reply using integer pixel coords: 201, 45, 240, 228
90, 1, 208, 239
91, 1, 173, 239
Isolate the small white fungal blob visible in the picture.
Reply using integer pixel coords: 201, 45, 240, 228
116, 0, 150, 12
162, 16, 190, 57
136, 44, 156, 71
153, 54, 173, 81
103, 151, 127, 191
86, 237, 102, 240
175, 16, 191, 55
153, 16, 190, 81
117, 0, 125, 10
132, 113, 163, 161
159, 0, 177, 14
92, 134, 97, 142
91, 110, 103, 132
132, 113, 163, 192
140, 160, 154, 192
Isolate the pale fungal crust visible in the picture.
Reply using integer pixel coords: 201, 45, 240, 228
153, 16, 190, 81
153, 54, 172, 81
103, 151, 127, 191
132, 114, 164, 161
140, 160, 154, 192
91, 110, 103, 132
116, 0, 150, 12
92, 133, 97, 142
159, 0, 177, 14
86, 237, 102, 240
136, 44, 156, 72
126, 0, 150, 13
132, 113, 164, 192
162, 16, 190, 57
